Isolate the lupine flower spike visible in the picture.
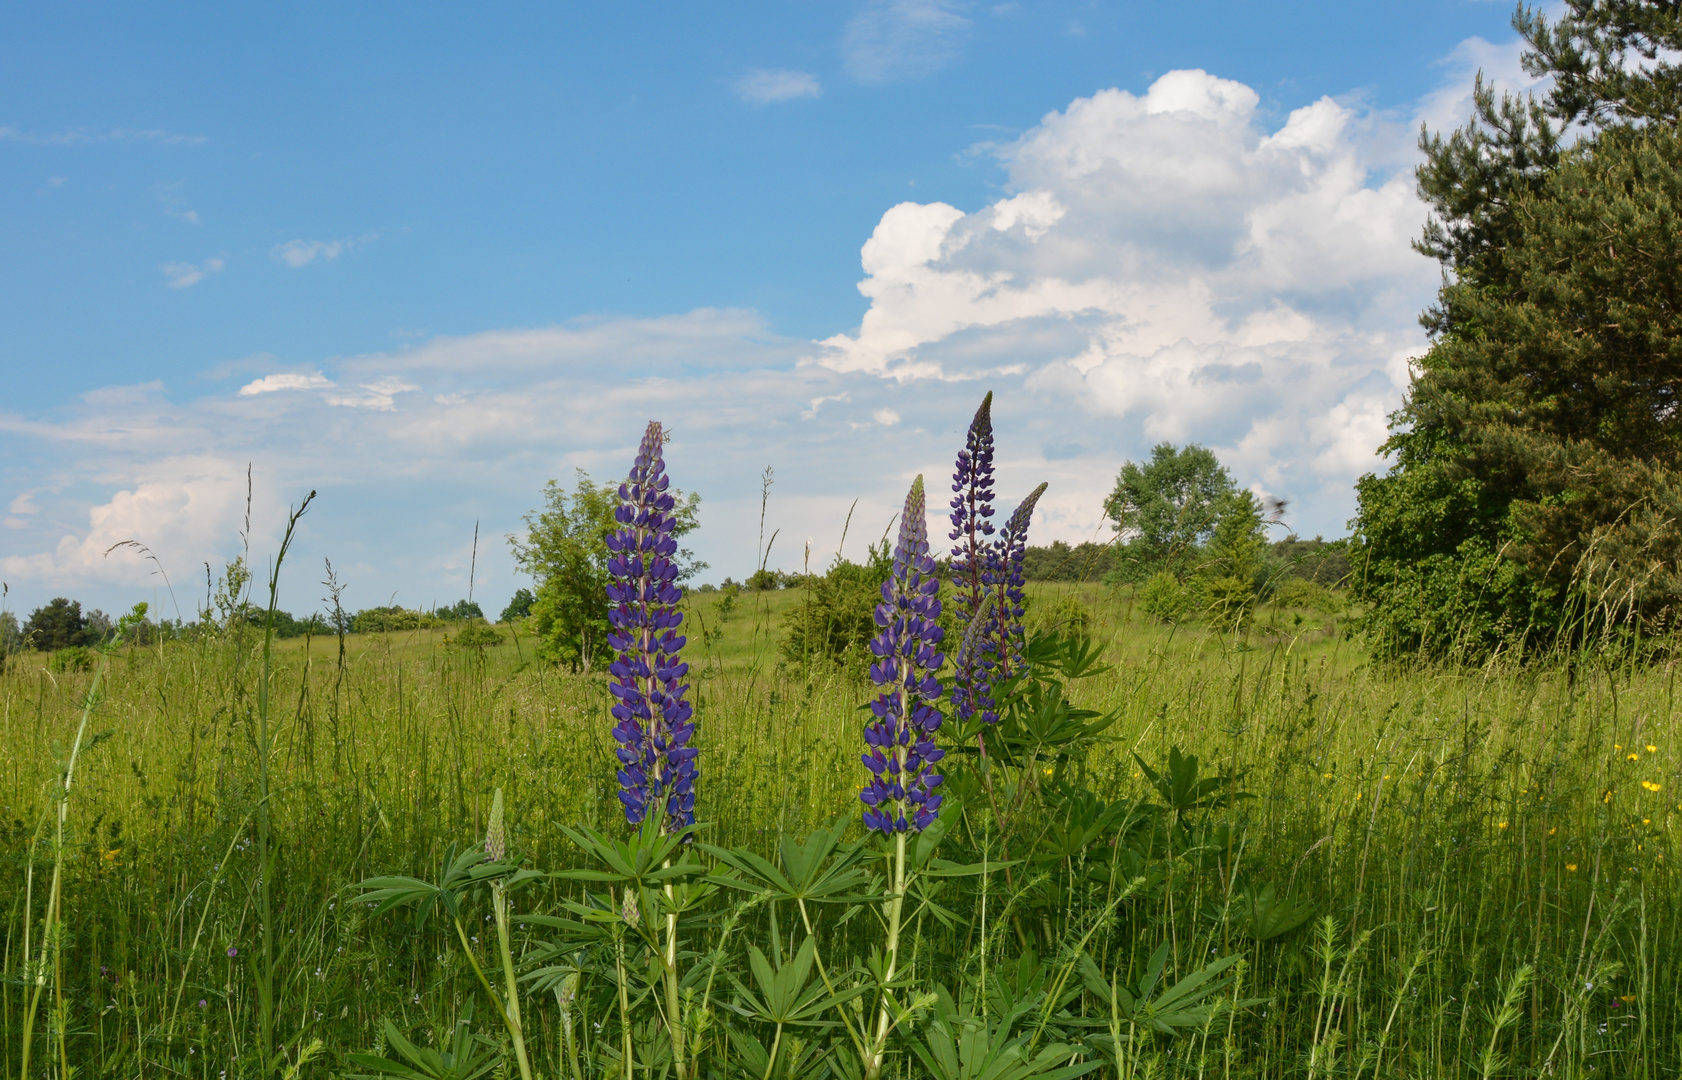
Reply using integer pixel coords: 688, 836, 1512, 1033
861, 476, 948, 833
606, 421, 697, 834
993, 482, 1047, 679
949, 393, 999, 724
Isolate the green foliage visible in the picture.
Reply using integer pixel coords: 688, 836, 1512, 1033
781, 541, 894, 675
2, 586, 1678, 1078
1357, 125, 1682, 657
499, 588, 534, 623
449, 624, 505, 649
1137, 571, 1193, 624
353, 606, 443, 634
1020, 542, 1119, 583
47, 645, 95, 673
23, 597, 97, 651
1355, 11, 1682, 660
511, 470, 700, 671
1103, 444, 1235, 578
437, 600, 484, 622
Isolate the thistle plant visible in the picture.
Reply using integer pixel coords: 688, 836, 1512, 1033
949, 392, 999, 725
606, 420, 697, 833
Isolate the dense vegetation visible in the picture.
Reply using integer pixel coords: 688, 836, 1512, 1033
4, 582, 1678, 1078
1351, 2, 1682, 660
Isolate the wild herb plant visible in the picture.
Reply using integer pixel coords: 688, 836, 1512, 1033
6, 393, 1682, 1078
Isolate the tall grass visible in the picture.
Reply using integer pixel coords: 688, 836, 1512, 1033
2, 581, 1679, 1077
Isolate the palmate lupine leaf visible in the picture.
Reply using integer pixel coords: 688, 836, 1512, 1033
728, 936, 866, 1027
1073, 946, 1264, 1036
1132, 746, 1254, 813
346, 1002, 499, 1080
703, 818, 874, 904
908, 1008, 1100, 1080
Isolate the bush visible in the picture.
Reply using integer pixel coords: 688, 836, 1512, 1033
352, 607, 440, 634
48, 645, 95, 673
1138, 571, 1194, 623
1025, 593, 1091, 638
449, 624, 505, 648
781, 543, 893, 676
1272, 578, 1343, 615
1206, 575, 1256, 632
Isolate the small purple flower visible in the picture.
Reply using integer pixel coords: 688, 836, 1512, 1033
992, 483, 1047, 680
606, 421, 697, 833
949, 393, 999, 725
861, 476, 947, 833
226, 946, 238, 958
198, 999, 208, 1009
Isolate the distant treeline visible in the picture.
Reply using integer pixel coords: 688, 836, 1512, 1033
1017, 536, 1349, 587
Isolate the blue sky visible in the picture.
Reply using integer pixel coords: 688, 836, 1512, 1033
1, 2, 1539, 620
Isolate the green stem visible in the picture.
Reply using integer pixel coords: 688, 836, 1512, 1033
662, 882, 688, 1080
615, 919, 634, 1080
762, 1021, 785, 1080
21, 637, 112, 1080
864, 831, 908, 1080
493, 882, 535, 1080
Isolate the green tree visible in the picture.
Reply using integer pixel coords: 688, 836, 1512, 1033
23, 597, 95, 651
1353, 3, 1682, 659
499, 588, 535, 623
1103, 443, 1235, 580
510, 470, 700, 671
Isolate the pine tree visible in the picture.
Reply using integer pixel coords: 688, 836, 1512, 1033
1353, 2, 1682, 658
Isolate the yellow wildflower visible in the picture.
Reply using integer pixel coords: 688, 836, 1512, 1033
1628, 753, 1640, 762
1498, 821, 1509, 829
1567, 864, 1579, 872
1642, 780, 1662, 793
1648, 744, 1658, 753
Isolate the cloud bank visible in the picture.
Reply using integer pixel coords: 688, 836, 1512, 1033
3, 57, 1507, 616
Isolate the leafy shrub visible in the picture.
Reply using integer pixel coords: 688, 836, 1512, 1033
1205, 575, 1256, 632
781, 542, 893, 675
48, 645, 95, 673
1024, 593, 1090, 638
449, 623, 504, 648
352, 606, 440, 633
1138, 571, 1194, 623
1272, 577, 1343, 614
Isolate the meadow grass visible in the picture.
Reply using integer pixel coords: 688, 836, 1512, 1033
3, 582, 1679, 1077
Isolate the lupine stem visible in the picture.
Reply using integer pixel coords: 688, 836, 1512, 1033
865, 832, 909, 1080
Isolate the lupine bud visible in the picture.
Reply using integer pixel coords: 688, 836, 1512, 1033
620, 888, 641, 930
992, 483, 1047, 679
861, 476, 947, 834
949, 393, 999, 724
606, 421, 697, 834
485, 788, 506, 862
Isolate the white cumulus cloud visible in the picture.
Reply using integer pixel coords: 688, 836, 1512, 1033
239, 371, 336, 395
813, 68, 1444, 533
736, 69, 822, 103
160, 258, 224, 289
273, 239, 346, 267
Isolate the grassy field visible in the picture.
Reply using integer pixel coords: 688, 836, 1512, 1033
3, 581, 1679, 1078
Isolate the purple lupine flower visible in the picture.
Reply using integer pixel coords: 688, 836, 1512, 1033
949, 393, 1000, 725
861, 476, 947, 833
606, 421, 697, 833
991, 483, 1047, 680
